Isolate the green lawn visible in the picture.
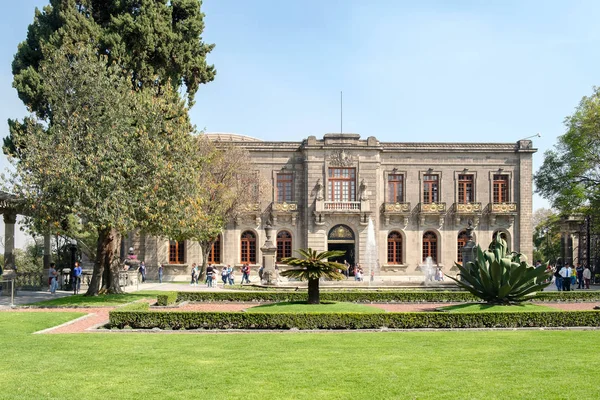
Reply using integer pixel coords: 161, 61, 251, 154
25, 291, 163, 307
439, 303, 559, 313
245, 301, 385, 313
1, 312, 600, 399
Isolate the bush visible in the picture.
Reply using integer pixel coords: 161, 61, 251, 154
157, 292, 178, 306
109, 309, 600, 330
117, 302, 150, 311
174, 290, 600, 303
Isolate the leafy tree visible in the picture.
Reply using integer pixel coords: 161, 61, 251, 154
535, 87, 600, 216
532, 209, 561, 265
7, 42, 198, 295
280, 249, 347, 304
447, 236, 551, 304
15, 240, 45, 273
9, 0, 214, 121
162, 136, 264, 280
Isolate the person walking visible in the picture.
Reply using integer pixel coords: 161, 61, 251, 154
241, 264, 251, 284
576, 263, 584, 289
49, 263, 58, 295
221, 266, 228, 286
583, 265, 592, 289
553, 266, 562, 291
138, 261, 146, 283
227, 265, 235, 285
560, 263, 572, 291
206, 264, 215, 287
158, 263, 164, 283
190, 263, 197, 286
72, 261, 82, 295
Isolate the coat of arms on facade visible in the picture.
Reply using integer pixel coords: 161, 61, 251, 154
328, 150, 353, 167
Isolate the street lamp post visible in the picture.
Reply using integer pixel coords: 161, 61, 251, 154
542, 227, 550, 264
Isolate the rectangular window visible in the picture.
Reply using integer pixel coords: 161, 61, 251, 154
423, 174, 439, 204
328, 168, 356, 201
207, 237, 221, 264
458, 174, 474, 203
276, 173, 293, 202
169, 241, 185, 264
493, 175, 509, 203
387, 174, 404, 203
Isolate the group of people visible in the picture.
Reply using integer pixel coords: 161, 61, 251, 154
551, 262, 592, 291
190, 263, 252, 287
47, 261, 83, 295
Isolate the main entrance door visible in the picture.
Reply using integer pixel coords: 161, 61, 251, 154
327, 224, 355, 267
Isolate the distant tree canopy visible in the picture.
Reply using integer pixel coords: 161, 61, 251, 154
534, 87, 600, 218
6, 0, 215, 153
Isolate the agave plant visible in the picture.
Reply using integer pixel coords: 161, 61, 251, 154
280, 248, 347, 304
447, 236, 552, 304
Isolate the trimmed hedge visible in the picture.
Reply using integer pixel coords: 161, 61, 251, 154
175, 290, 600, 303
109, 309, 600, 330
117, 302, 150, 311
157, 292, 178, 306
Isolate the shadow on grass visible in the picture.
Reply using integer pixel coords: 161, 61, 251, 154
25, 291, 162, 307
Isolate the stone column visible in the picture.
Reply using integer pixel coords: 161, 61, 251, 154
1, 212, 16, 297
3, 212, 16, 270
260, 223, 278, 285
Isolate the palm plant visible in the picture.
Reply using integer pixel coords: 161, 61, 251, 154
280, 248, 347, 304
447, 236, 552, 304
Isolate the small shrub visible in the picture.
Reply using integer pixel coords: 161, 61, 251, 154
157, 292, 178, 306
117, 302, 150, 311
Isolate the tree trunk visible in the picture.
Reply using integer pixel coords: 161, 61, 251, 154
307, 278, 320, 304
86, 227, 107, 296
85, 227, 123, 295
105, 230, 123, 294
199, 240, 213, 282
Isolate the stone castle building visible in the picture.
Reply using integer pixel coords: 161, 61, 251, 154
125, 133, 535, 280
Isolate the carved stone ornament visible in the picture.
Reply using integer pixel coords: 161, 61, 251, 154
384, 202, 411, 213
272, 202, 298, 212
421, 203, 446, 213
456, 202, 482, 213
328, 224, 354, 240
328, 150, 353, 167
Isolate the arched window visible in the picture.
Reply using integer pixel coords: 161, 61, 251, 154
387, 231, 403, 264
241, 231, 256, 264
208, 235, 221, 264
457, 230, 469, 264
276, 231, 292, 262
169, 240, 185, 264
422, 231, 438, 263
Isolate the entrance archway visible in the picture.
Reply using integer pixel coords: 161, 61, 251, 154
327, 224, 355, 270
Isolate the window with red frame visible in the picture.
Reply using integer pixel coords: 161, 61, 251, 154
387, 231, 403, 264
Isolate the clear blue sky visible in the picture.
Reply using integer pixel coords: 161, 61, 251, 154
2, 0, 599, 233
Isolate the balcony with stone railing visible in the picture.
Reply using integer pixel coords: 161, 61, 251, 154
419, 202, 446, 213
487, 202, 518, 227
235, 202, 262, 226
453, 202, 482, 227
418, 202, 446, 228
314, 198, 371, 226
381, 202, 411, 226
270, 201, 299, 226
490, 202, 518, 214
